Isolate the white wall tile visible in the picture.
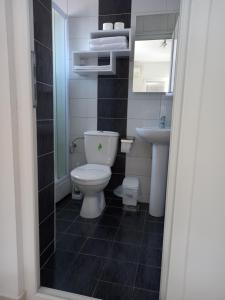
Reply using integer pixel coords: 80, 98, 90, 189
127, 118, 159, 137
70, 152, 86, 170
68, 17, 98, 38
166, 0, 180, 11
68, 0, 98, 17
70, 117, 97, 138
70, 99, 97, 118
132, 0, 167, 14
126, 157, 151, 177
69, 38, 90, 58
69, 79, 97, 99
128, 99, 161, 120
127, 140, 152, 158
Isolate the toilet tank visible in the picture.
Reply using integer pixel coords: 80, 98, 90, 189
84, 131, 119, 166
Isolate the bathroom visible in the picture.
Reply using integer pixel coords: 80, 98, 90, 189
34, 0, 179, 299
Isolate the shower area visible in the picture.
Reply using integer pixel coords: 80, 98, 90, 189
52, 4, 70, 203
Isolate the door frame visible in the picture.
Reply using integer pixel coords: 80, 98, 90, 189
1, 0, 194, 299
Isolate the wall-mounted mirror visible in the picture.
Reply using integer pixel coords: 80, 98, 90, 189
133, 13, 178, 93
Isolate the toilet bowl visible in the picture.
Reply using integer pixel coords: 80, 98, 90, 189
70, 130, 119, 219
71, 164, 111, 218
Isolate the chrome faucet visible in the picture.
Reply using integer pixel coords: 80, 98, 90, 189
159, 115, 166, 128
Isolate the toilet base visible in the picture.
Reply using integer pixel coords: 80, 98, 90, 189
80, 191, 106, 219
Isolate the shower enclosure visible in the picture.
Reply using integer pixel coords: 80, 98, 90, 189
52, 4, 70, 202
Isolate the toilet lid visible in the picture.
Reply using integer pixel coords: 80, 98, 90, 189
71, 164, 111, 181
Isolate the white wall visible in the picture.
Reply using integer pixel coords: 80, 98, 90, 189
0, 1, 25, 299
126, 0, 179, 203
68, 0, 98, 170
163, 0, 225, 299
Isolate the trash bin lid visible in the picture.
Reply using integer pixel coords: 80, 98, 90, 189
122, 176, 139, 189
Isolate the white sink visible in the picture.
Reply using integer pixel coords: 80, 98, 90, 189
136, 127, 171, 217
136, 127, 170, 144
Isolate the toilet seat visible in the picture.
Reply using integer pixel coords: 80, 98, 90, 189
71, 164, 111, 186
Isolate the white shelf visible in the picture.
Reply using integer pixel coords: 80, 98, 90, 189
72, 29, 131, 75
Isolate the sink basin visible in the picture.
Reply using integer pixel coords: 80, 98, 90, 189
136, 127, 171, 217
136, 127, 170, 144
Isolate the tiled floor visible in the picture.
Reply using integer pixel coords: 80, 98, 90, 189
41, 194, 164, 300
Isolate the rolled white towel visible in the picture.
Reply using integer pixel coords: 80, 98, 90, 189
89, 36, 127, 46
90, 42, 128, 51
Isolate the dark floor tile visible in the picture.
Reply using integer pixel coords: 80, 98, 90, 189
121, 211, 146, 231
132, 288, 159, 300
40, 267, 64, 290
56, 219, 73, 233
45, 250, 76, 271
56, 195, 71, 211
104, 206, 124, 217
108, 197, 123, 207
99, 0, 131, 15
111, 154, 126, 174
110, 242, 140, 263
98, 214, 121, 227
76, 215, 101, 224
81, 238, 113, 258
142, 234, 163, 249
139, 203, 149, 211
135, 265, 161, 291
94, 281, 133, 300
57, 209, 79, 221
39, 0, 51, 10
56, 233, 86, 253
67, 221, 96, 237
139, 247, 162, 267
64, 199, 83, 211
101, 259, 137, 286
36, 82, 53, 120
90, 225, 117, 240
61, 254, 105, 296
115, 227, 143, 245
146, 214, 164, 223
144, 222, 164, 234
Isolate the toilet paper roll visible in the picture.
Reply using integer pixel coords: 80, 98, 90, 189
114, 22, 125, 30
103, 23, 113, 30
121, 139, 134, 153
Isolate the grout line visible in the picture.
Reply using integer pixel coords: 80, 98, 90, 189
36, 80, 53, 87
38, 181, 54, 193
34, 38, 53, 52
40, 239, 54, 257
99, 13, 131, 17
37, 0, 51, 13
37, 151, 54, 159
39, 211, 54, 226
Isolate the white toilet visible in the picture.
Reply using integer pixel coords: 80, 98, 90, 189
71, 130, 119, 219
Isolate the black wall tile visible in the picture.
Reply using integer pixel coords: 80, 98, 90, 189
36, 83, 53, 120
98, 118, 127, 137
39, 213, 54, 254
98, 99, 127, 118
111, 154, 126, 174
106, 174, 125, 191
33, 0, 52, 49
98, 79, 128, 99
99, 57, 130, 79
37, 120, 54, 156
35, 41, 53, 84
39, 0, 51, 11
39, 183, 54, 223
99, 14, 131, 30
40, 241, 54, 268
38, 153, 54, 190
99, 0, 131, 15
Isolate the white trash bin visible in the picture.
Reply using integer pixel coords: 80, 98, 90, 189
122, 176, 141, 206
